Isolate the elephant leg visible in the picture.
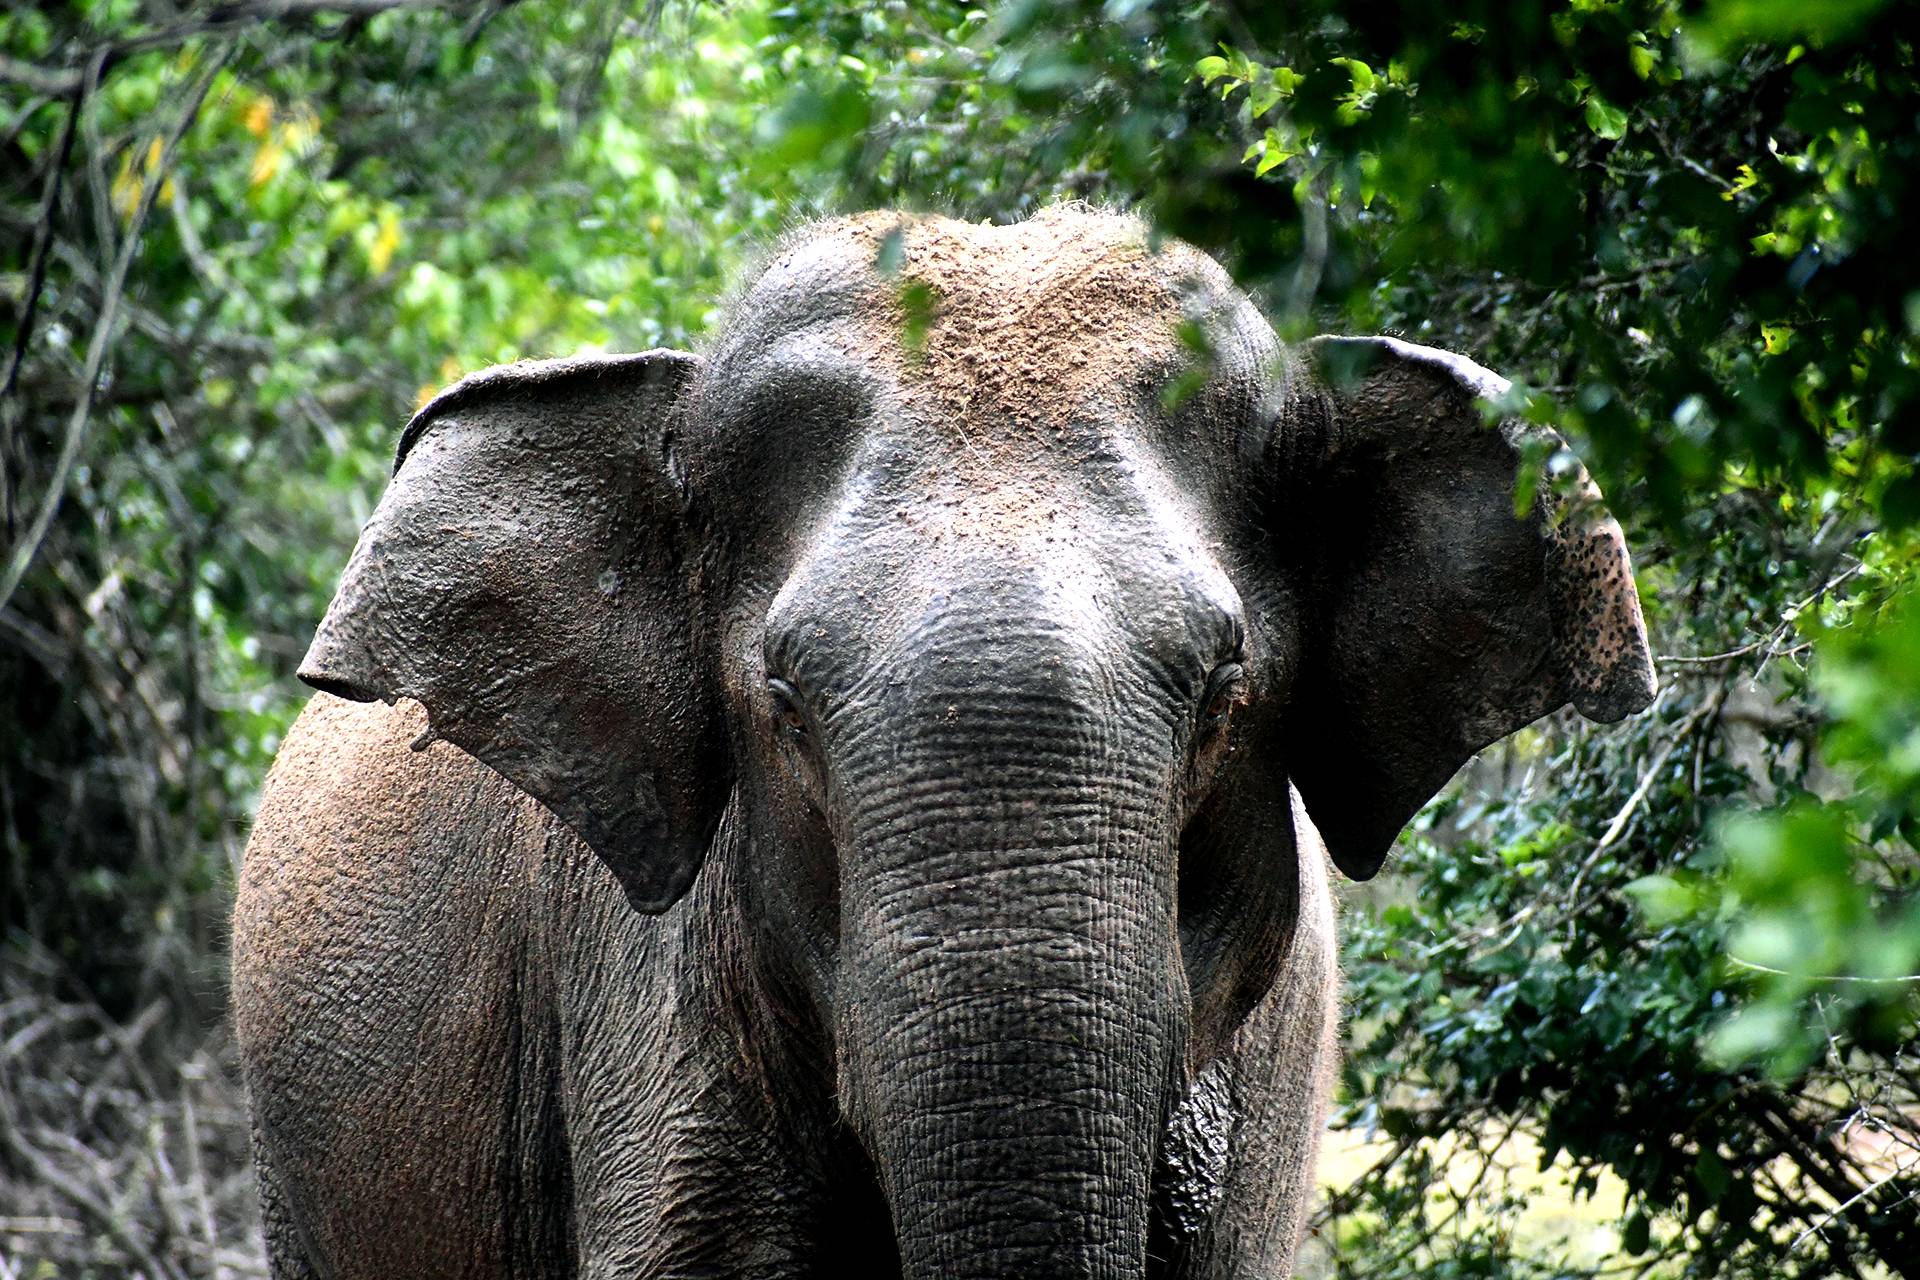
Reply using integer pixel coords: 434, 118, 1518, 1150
547, 845, 865, 1278
1157, 834, 1342, 1279
566, 1096, 860, 1280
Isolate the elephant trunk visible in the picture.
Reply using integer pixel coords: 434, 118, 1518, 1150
835, 653, 1186, 1280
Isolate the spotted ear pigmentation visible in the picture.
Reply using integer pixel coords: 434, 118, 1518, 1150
1542, 491, 1657, 723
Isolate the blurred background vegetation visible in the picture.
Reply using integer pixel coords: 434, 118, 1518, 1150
2, 0, 1916, 1275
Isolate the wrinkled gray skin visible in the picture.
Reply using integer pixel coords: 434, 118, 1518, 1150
233, 208, 1656, 1280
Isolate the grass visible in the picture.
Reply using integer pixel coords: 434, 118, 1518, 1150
1300, 1123, 1639, 1277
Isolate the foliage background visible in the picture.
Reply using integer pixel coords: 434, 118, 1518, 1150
1, 0, 1915, 1275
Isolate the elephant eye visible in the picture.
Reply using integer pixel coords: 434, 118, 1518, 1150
1201, 663, 1245, 726
767, 677, 810, 739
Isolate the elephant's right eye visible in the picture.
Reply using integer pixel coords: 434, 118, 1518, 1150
767, 678, 810, 739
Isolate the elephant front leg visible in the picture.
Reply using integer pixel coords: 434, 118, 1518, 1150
1153, 844, 1343, 1279
566, 1066, 891, 1280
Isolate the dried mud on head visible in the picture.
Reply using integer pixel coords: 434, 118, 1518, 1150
754, 206, 1240, 450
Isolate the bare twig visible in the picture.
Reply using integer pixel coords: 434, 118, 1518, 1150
2, 0, 463, 93
1726, 954, 1920, 985
0, 49, 95, 538
1449, 683, 1726, 964
178, 1063, 224, 1273
0, 1093, 187, 1280
1286, 167, 1330, 320
167, 172, 234, 296
0, 606, 69, 676
1588, 684, 1724, 855
0, 949, 265, 1277
0, 54, 86, 98
1657, 559, 1866, 670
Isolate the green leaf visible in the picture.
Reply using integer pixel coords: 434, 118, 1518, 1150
1705, 1004, 1805, 1073
1624, 874, 1697, 925
874, 224, 905, 277
754, 83, 872, 168
1585, 94, 1629, 139
1687, 0, 1893, 59
1332, 56, 1375, 95
1253, 128, 1295, 176
897, 277, 939, 360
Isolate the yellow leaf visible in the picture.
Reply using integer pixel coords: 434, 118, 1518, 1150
367, 207, 402, 275
144, 136, 164, 174
279, 105, 320, 152
243, 98, 274, 138
109, 149, 147, 219
250, 137, 283, 188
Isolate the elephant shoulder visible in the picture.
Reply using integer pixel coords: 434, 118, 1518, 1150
238, 695, 547, 948
232, 693, 570, 1056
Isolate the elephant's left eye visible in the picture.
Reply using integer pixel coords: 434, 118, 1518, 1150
767, 678, 810, 739
1201, 663, 1245, 726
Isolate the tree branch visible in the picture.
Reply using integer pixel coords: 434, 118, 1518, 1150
0, 46, 231, 614
1, 49, 94, 538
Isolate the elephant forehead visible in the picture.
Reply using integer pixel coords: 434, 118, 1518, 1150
728, 208, 1239, 444
758, 436, 1243, 708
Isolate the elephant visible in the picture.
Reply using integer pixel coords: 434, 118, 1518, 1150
231, 205, 1655, 1280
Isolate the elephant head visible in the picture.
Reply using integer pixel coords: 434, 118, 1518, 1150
299, 208, 1653, 1279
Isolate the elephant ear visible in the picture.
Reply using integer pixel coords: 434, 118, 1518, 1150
298, 351, 729, 912
1273, 336, 1655, 881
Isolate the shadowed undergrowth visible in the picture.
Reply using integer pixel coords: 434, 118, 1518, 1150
0, 943, 261, 1280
